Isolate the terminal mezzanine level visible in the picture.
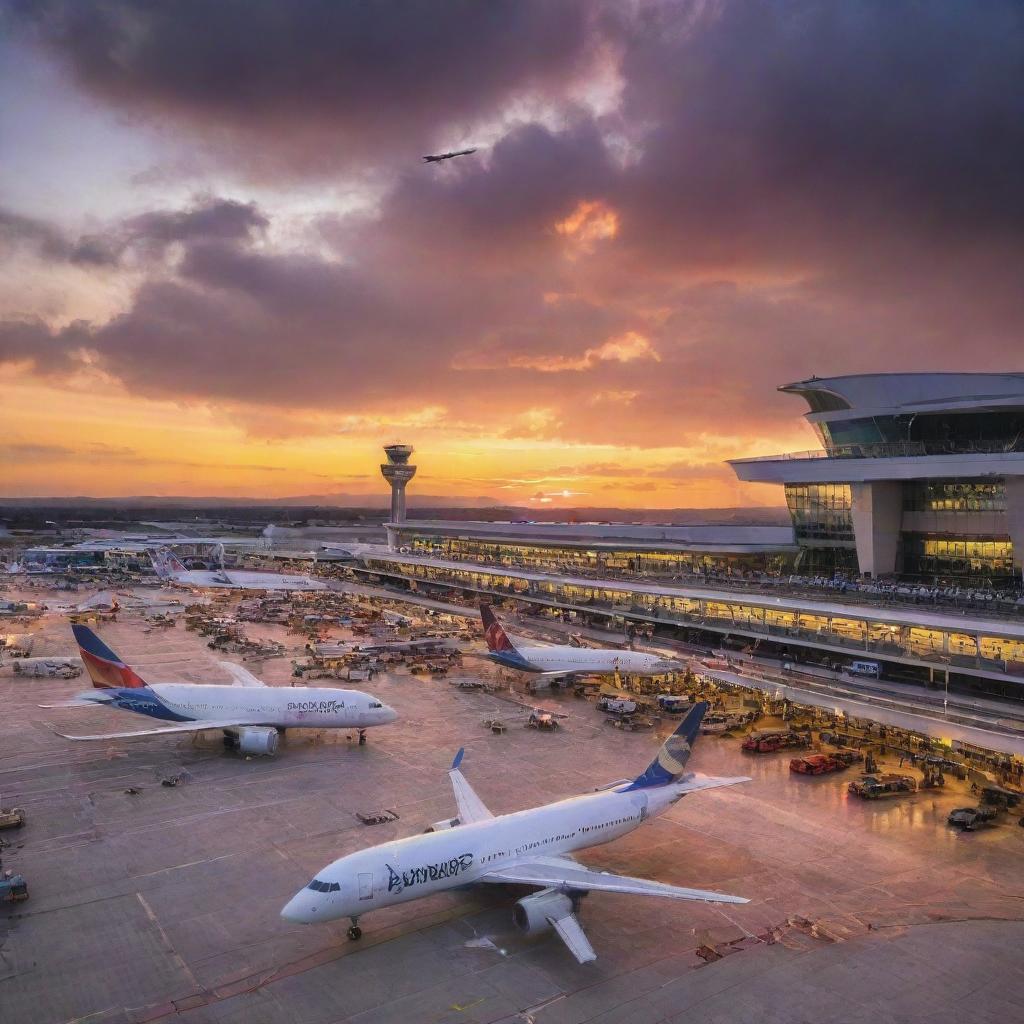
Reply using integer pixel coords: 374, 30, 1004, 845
354, 552, 1024, 686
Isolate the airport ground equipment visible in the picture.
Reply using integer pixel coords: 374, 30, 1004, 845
0, 805, 26, 829
948, 806, 998, 830
0, 844, 28, 902
527, 711, 560, 731
848, 774, 917, 799
790, 753, 856, 775
742, 730, 810, 753
702, 711, 757, 734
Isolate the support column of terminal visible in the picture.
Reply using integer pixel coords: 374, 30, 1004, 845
850, 481, 903, 577
1003, 477, 1024, 581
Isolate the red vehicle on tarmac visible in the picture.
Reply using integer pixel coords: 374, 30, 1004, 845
742, 729, 810, 754
790, 753, 857, 775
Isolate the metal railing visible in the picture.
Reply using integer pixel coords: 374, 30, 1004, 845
734, 438, 1024, 463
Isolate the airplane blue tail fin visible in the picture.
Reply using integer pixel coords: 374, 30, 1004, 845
625, 701, 708, 790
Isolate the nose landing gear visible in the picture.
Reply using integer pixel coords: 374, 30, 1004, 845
347, 917, 362, 941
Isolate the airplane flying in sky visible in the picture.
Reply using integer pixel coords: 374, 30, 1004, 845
42, 625, 397, 754
480, 603, 680, 677
422, 147, 476, 162
281, 702, 748, 962
151, 548, 327, 592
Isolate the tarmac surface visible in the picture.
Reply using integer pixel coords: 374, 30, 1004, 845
2, 599, 1024, 1024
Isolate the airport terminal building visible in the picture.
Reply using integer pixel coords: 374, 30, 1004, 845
354, 374, 1024, 701
731, 373, 1024, 583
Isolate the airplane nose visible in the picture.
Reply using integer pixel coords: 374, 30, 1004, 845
280, 891, 319, 924
383, 705, 399, 724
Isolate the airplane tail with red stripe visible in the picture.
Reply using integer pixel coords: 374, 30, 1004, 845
72, 624, 148, 689
480, 603, 518, 654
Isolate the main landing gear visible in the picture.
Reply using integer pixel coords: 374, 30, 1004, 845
358, 729, 367, 746
347, 917, 362, 941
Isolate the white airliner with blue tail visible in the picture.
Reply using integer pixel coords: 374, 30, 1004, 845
41, 625, 397, 755
282, 702, 749, 962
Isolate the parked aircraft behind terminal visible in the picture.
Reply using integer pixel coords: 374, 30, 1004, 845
480, 604, 679, 677
151, 547, 327, 592
41, 625, 397, 754
282, 702, 749, 962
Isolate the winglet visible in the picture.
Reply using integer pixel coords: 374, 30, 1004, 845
451, 747, 465, 771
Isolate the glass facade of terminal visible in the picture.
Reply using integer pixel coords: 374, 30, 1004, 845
361, 556, 1024, 679
784, 483, 854, 543
817, 411, 1024, 456
901, 534, 1014, 582
902, 480, 1006, 513
397, 534, 792, 579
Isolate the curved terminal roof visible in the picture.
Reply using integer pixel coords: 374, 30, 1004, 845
782, 373, 1024, 423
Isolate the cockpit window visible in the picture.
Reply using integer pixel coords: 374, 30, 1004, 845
307, 879, 340, 892
369, 701, 383, 709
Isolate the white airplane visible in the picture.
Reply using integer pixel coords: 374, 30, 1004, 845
151, 547, 327, 592
281, 702, 749, 962
480, 604, 679, 677
43, 590, 122, 615
41, 625, 397, 754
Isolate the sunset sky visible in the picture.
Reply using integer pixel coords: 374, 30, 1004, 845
2, 2, 1022, 507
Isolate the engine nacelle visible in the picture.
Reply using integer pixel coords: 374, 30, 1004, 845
512, 889, 575, 935
229, 726, 279, 756
423, 817, 461, 833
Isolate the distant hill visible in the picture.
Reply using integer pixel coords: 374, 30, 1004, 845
0, 493, 500, 509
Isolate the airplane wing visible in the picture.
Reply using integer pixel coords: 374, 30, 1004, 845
52, 719, 256, 740
218, 660, 266, 687
448, 748, 494, 823
480, 854, 747, 904
38, 700, 106, 709
479, 855, 745, 964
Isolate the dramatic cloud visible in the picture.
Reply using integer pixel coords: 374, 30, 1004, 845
8, 0, 598, 173
2, 1, 1024, 502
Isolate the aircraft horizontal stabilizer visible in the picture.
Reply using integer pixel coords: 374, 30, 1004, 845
550, 911, 596, 964
675, 773, 752, 794
52, 718, 255, 740
482, 855, 748, 905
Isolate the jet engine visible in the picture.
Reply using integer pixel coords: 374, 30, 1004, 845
225, 726, 279, 756
512, 889, 575, 935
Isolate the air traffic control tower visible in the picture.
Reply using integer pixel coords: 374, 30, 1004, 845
381, 444, 416, 527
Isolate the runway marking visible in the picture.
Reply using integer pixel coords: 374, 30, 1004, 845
136, 892, 202, 992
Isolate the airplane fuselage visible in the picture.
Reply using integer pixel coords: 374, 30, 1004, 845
488, 645, 677, 676
282, 782, 682, 923
84, 682, 395, 729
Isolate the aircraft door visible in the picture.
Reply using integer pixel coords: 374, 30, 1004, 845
358, 872, 374, 901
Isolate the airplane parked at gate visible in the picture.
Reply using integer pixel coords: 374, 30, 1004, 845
151, 547, 327, 592
480, 603, 680, 677
281, 702, 749, 962
42, 625, 397, 755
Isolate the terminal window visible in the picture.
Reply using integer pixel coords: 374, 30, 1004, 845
900, 533, 1014, 582
902, 480, 1006, 513
785, 483, 854, 544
